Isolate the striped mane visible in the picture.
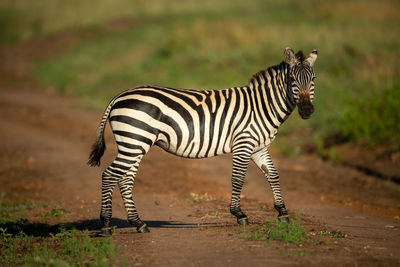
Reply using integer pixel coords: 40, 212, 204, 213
249, 67, 271, 84
248, 61, 287, 84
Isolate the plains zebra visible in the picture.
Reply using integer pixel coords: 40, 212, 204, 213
88, 47, 317, 233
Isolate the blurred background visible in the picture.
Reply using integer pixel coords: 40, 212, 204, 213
1, 0, 399, 158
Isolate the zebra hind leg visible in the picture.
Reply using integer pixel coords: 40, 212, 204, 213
100, 154, 147, 234
100, 165, 121, 235
118, 168, 149, 233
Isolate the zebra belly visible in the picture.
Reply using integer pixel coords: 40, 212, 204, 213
155, 136, 231, 159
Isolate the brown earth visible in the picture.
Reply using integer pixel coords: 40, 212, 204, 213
1, 87, 400, 266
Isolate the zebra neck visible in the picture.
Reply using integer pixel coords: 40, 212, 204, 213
248, 62, 296, 129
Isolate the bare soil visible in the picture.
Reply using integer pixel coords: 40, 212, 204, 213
1, 87, 400, 266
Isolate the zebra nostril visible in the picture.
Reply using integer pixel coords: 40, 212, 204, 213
298, 100, 314, 119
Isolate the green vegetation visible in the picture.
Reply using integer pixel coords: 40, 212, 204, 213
0, 195, 125, 266
240, 217, 307, 243
0, 228, 123, 266
239, 216, 348, 256
0, 193, 37, 224
1, 0, 399, 150
339, 82, 400, 149
318, 230, 348, 239
41, 205, 70, 219
293, 250, 307, 256
265, 218, 307, 243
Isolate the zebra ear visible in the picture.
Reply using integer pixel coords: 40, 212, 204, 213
284, 47, 297, 67
306, 49, 318, 67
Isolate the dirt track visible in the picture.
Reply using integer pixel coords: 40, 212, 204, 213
1, 87, 399, 266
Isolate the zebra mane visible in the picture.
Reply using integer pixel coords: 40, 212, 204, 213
249, 68, 270, 83
248, 61, 288, 84
249, 51, 306, 84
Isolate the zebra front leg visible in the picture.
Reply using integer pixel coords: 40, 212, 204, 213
230, 149, 252, 226
118, 170, 149, 233
251, 148, 289, 222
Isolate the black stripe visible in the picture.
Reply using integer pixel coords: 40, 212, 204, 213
116, 141, 146, 151
265, 69, 285, 123
204, 91, 221, 156
215, 88, 233, 152
251, 78, 270, 138
231, 87, 251, 135
110, 115, 172, 147
113, 130, 154, 146
110, 115, 157, 135
112, 99, 183, 149
258, 72, 279, 128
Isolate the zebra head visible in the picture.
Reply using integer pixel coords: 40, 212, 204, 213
284, 47, 318, 119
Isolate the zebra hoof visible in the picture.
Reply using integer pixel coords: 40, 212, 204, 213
237, 217, 249, 226
278, 215, 290, 223
101, 227, 113, 235
137, 224, 150, 233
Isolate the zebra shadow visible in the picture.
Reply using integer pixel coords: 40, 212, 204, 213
0, 218, 238, 238
73, 218, 238, 232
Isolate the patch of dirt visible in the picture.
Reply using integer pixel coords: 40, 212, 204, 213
1, 87, 399, 266
336, 142, 400, 183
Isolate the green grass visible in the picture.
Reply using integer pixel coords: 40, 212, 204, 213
239, 216, 348, 256
0, 228, 123, 266
265, 218, 307, 243
318, 230, 348, 239
240, 217, 307, 243
339, 82, 400, 150
41, 205, 70, 219
0, 195, 126, 266
293, 249, 306, 256
1, 0, 400, 150
0, 193, 37, 224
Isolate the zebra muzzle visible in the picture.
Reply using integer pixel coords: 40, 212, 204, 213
298, 100, 314, 119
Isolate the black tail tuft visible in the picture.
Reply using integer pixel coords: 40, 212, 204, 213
87, 134, 106, 167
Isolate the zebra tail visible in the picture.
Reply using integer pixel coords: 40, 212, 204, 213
87, 99, 114, 167
87, 125, 106, 167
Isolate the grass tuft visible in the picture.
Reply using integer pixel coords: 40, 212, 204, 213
0, 195, 126, 266
265, 218, 307, 243
318, 230, 348, 239
41, 206, 70, 219
240, 217, 307, 244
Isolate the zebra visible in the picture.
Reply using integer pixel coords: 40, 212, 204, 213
88, 47, 317, 234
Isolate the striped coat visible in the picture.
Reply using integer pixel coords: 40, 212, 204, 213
89, 47, 317, 233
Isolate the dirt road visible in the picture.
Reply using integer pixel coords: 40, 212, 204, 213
1, 88, 399, 266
